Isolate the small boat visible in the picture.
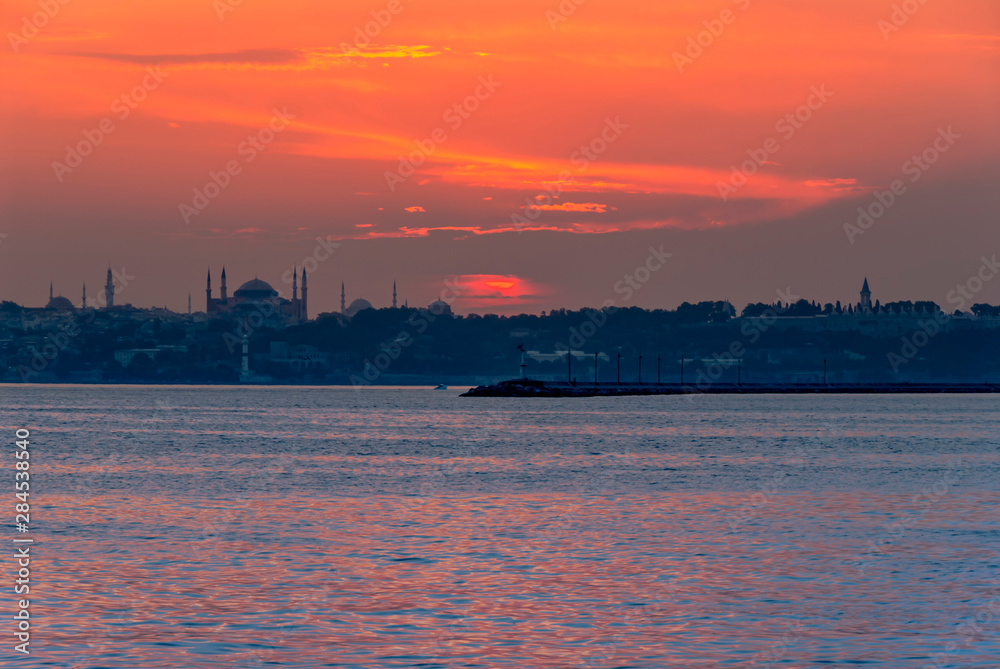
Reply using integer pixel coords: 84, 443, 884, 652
433, 384, 448, 390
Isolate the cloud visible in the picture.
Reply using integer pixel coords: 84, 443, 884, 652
68, 48, 300, 65
351, 219, 687, 239
804, 178, 860, 189
334, 45, 441, 61
936, 34, 1000, 46
66, 45, 440, 69
404, 206, 426, 213
532, 202, 613, 213
33, 30, 110, 44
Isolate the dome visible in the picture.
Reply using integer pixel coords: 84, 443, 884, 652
234, 278, 278, 299
344, 298, 374, 318
428, 300, 453, 316
46, 296, 75, 310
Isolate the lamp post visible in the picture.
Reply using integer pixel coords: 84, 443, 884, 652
657, 354, 661, 385
617, 353, 621, 385
594, 352, 599, 385
638, 353, 643, 385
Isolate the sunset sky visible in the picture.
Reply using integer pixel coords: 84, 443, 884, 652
1, 0, 998, 314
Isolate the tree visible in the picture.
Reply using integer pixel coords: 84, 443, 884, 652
972, 303, 1000, 317
785, 299, 822, 317
741, 303, 773, 318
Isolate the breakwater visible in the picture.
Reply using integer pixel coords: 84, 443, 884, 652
462, 379, 1000, 397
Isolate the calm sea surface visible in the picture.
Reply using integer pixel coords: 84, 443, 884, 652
1, 385, 999, 668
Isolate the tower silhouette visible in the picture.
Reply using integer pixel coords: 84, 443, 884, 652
860, 277, 872, 313
105, 266, 114, 309
301, 268, 308, 321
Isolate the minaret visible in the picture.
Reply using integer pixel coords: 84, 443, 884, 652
49, 282, 53, 301
82, 283, 86, 308
393, 280, 397, 309
105, 266, 114, 309
220, 266, 228, 303
341, 282, 346, 313
860, 277, 872, 313
240, 333, 250, 382
292, 267, 299, 320
301, 268, 308, 321
206, 268, 212, 314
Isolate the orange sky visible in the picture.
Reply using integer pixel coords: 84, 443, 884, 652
1, 0, 998, 313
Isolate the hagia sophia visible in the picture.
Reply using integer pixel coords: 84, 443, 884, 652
205, 267, 308, 322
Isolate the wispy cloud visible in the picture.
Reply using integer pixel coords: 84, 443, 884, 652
68, 48, 300, 65
533, 202, 612, 213
351, 218, 688, 239
67, 45, 442, 69
804, 178, 860, 189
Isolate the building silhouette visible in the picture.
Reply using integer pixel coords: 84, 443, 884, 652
45, 282, 74, 310
860, 277, 872, 314
206, 266, 308, 322
105, 266, 114, 308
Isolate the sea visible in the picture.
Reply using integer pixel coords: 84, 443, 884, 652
1, 385, 999, 668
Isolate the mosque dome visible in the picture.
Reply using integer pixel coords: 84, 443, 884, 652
46, 296, 75, 310
428, 300, 453, 316
345, 298, 374, 318
234, 278, 278, 299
